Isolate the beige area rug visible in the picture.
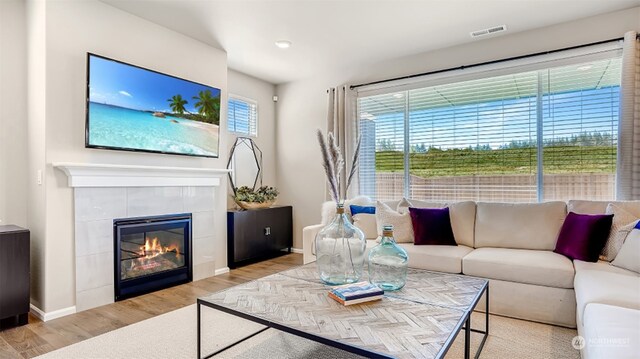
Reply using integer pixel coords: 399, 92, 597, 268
35, 304, 580, 359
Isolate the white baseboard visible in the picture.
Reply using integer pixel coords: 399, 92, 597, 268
280, 247, 303, 254
30, 304, 76, 322
214, 267, 230, 276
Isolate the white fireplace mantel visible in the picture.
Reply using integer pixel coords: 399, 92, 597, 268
54, 162, 231, 188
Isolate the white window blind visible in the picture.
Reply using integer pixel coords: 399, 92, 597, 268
228, 96, 258, 136
541, 60, 620, 201
357, 56, 621, 202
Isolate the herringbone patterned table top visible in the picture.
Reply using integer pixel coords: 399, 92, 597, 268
201, 264, 487, 359
280, 264, 487, 310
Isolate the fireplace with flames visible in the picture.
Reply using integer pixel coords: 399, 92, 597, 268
114, 214, 192, 301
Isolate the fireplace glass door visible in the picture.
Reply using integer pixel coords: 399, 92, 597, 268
120, 228, 186, 280
114, 214, 192, 300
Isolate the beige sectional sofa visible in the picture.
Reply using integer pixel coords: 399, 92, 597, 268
302, 199, 640, 358
568, 200, 640, 359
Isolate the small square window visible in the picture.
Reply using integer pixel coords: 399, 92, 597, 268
228, 96, 258, 137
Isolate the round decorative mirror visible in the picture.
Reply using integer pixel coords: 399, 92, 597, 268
226, 137, 262, 194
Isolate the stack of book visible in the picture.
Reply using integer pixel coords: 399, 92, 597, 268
328, 282, 384, 306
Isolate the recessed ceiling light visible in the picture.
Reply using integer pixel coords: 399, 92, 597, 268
275, 40, 292, 49
577, 65, 593, 71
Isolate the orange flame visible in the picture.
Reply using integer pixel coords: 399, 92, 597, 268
130, 237, 181, 271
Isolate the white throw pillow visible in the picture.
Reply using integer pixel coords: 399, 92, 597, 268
396, 198, 412, 214
375, 201, 413, 243
353, 213, 378, 239
603, 203, 639, 261
320, 196, 373, 225
611, 226, 640, 274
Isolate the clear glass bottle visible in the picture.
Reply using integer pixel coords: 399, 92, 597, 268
368, 225, 409, 291
314, 204, 366, 285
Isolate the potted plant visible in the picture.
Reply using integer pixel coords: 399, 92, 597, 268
233, 185, 279, 210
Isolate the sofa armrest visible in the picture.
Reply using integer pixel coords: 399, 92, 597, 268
302, 224, 323, 264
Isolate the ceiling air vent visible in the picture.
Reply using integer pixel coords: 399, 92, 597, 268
470, 25, 507, 38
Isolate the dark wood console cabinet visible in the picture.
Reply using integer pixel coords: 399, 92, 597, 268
0, 225, 30, 330
227, 206, 292, 268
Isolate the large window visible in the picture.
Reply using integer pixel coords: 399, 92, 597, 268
357, 56, 621, 202
228, 96, 258, 137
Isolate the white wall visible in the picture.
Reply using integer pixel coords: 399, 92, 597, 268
26, 0, 47, 310
276, 6, 640, 249
28, 0, 228, 313
0, 0, 28, 228
226, 70, 277, 206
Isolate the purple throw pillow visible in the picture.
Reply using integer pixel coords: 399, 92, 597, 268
408, 207, 457, 246
554, 212, 613, 262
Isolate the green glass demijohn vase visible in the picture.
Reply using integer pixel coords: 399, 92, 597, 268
368, 225, 409, 291
314, 204, 366, 285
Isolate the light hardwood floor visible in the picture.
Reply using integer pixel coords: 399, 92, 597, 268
0, 254, 303, 359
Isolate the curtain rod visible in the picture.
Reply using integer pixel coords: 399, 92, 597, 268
350, 36, 627, 90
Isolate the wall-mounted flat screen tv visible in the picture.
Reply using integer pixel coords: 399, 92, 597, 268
86, 53, 221, 158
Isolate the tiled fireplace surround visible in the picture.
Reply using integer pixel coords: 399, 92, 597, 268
56, 163, 229, 312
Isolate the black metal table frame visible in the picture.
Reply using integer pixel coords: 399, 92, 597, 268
196, 281, 488, 359
439, 282, 489, 359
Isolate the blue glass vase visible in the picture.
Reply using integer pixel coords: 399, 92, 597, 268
315, 204, 366, 285
368, 225, 409, 291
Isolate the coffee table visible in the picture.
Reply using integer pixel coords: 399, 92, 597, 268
197, 263, 488, 359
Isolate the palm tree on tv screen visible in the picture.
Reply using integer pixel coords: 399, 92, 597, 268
193, 90, 220, 124
167, 94, 188, 115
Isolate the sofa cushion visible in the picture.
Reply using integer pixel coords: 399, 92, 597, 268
462, 248, 575, 288
366, 240, 473, 273
567, 200, 610, 215
396, 199, 476, 248
445, 201, 476, 248
475, 202, 567, 250
553, 212, 613, 262
582, 304, 640, 359
396, 198, 443, 212
567, 200, 640, 215
574, 259, 639, 277
574, 269, 640, 324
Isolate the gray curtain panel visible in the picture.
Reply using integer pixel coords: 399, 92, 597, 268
617, 31, 640, 200
326, 86, 357, 200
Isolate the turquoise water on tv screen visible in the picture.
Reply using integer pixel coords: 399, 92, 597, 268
88, 102, 219, 157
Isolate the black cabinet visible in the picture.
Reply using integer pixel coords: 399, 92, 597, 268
227, 206, 292, 268
0, 225, 30, 330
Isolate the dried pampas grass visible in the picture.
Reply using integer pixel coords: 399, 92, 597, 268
317, 130, 361, 205
346, 135, 361, 193
317, 130, 340, 203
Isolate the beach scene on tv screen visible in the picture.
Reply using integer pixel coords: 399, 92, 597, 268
88, 55, 220, 157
